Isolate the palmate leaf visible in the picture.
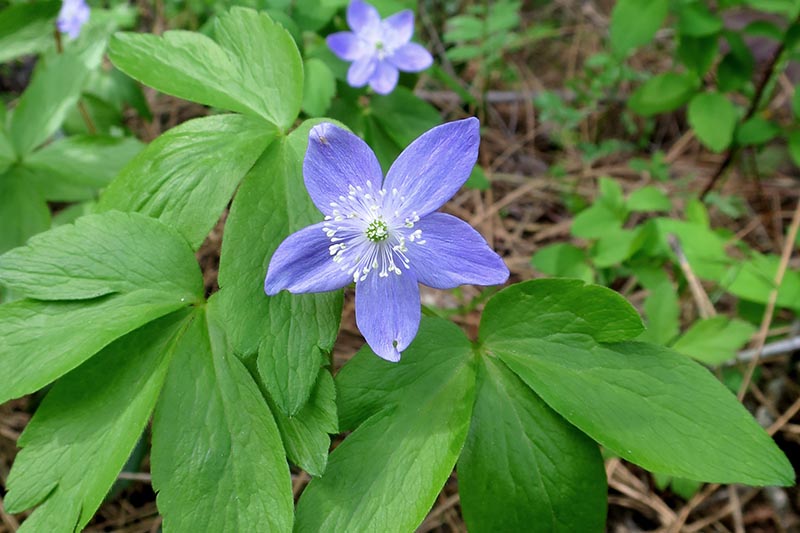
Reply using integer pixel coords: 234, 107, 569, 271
98, 114, 276, 250
0, 211, 203, 402
150, 301, 293, 532
217, 119, 342, 416
0, 172, 50, 255
4, 311, 193, 533
480, 279, 795, 486
108, 7, 302, 130
9, 52, 90, 156
295, 318, 475, 533
458, 356, 607, 533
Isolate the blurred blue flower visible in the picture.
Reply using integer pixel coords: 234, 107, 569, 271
57, 0, 90, 40
265, 118, 508, 361
326, 0, 433, 95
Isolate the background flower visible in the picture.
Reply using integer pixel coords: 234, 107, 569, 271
327, 0, 433, 94
57, 0, 90, 40
265, 118, 509, 361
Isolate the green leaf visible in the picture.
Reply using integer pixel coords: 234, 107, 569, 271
217, 119, 342, 415
23, 135, 143, 200
370, 87, 442, 148
109, 8, 302, 130
610, 0, 669, 56
678, 2, 723, 36
151, 304, 293, 532
792, 87, 800, 118
481, 281, 794, 486
497, 338, 793, 485
673, 316, 756, 364
571, 205, 624, 239
688, 92, 738, 152
592, 227, 645, 268
480, 280, 644, 346
677, 35, 718, 76
98, 114, 275, 249
0, 292, 188, 403
531, 243, 593, 282
736, 117, 780, 146
0, 130, 14, 174
458, 356, 607, 532
302, 58, 336, 116
296, 318, 476, 532
717, 31, 754, 92
0, 211, 203, 301
655, 218, 731, 280
629, 72, 698, 116
627, 186, 672, 212
638, 281, 680, 346
9, 53, 90, 156
0, 1, 59, 63
724, 253, 800, 312
0, 172, 50, 255
4, 311, 190, 532
789, 130, 800, 166
269, 368, 338, 477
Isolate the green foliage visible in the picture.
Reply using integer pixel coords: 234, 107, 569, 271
688, 92, 738, 152
610, 0, 669, 56
672, 316, 757, 365
629, 72, 698, 116
0, 1, 60, 63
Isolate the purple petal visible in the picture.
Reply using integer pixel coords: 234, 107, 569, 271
382, 10, 414, 49
265, 222, 352, 295
304, 122, 384, 216
347, 55, 378, 87
368, 62, 399, 95
355, 269, 420, 361
348, 0, 381, 34
327, 32, 367, 61
406, 213, 509, 289
383, 117, 480, 217
390, 42, 433, 72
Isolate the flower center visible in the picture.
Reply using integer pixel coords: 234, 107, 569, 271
365, 218, 389, 242
322, 180, 426, 283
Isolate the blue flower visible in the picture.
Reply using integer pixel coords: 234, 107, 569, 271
326, 0, 433, 95
57, 0, 90, 40
265, 118, 509, 361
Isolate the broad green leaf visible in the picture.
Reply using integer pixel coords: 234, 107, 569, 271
571, 205, 623, 239
0, 211, 203, 301
151, 304, 293, 533
793, 87, 800, 118
673, 316, 756, 364
0, 1, 59, 63
0, 172, 50, 255
531, 243, 593, 283
458, 356, 607, 533
370, 87, 442, 148
217, 119, 342, 415
592, 227, 645, 268
0, 130, 14, 173
0, 291, 188, 403
654, 218, 731, 280
688, 92, 738, 152
24, 135, 143, 199
9, 53, 90, 156
296, 318, 476, 532
678, 2, 723, 36
724, 253, 800, 312
495, 337, 793, 485
98, 114, 275, 249
109, 8, 302, 129
610, 0, 668, 56
789, 130, 800, 167
638, 281, 680, 346
677, 35, 718, 76
717, 31, 754, 92
5, 311, 191, 532
302, 58, 336, 116
627, 186, 672, 212
736, 117, 780, 146
269, 368, 338, 477
480, 280, 644, 345
629, 73, 698, 116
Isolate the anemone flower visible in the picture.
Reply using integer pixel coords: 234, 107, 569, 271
57, 0, 90, 40
327, 0, 433, 94
265, 118, 509, 361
